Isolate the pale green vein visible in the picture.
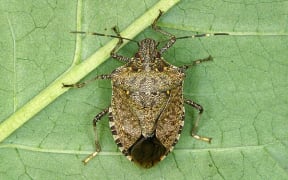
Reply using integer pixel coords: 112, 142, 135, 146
0, 143, 122, 156
6, 15, 17, 112
71, 0, 83, 66
0, 0, 180, 142
0, 143, 272, 156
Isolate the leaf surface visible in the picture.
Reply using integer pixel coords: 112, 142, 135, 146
0, 0, 287, 179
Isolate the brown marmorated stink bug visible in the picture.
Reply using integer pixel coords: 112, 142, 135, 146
63, 11, 228, 168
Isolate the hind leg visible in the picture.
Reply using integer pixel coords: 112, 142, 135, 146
82, 107, 109, 165
185, 99, 212, 143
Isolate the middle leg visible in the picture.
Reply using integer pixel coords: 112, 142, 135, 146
179, 55, 213, 72
62, 74, 111, 88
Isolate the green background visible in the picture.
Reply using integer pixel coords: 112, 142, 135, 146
0, 0, 287, 179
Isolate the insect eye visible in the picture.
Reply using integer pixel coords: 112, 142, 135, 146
131, 65, 138, 71
135, 53, 140, 58
157, 64, 164, 72
156, 61, 165, 72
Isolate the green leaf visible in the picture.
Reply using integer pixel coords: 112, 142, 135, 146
0, 0, 287, 179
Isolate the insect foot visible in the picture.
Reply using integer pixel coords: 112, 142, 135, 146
64, 10, 228, 168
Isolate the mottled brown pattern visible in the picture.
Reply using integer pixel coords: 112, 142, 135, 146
109, 56, 185, 163
156, 85, 185, 150
109, 87, 141, 150
64, 11, 216, 168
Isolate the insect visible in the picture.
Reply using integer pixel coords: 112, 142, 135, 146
63, 11, 228, 168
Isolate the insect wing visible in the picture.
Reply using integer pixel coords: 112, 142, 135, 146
109, 86, 142, 153
156, 85, 185, 152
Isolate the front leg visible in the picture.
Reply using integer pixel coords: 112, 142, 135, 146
110, 26, 132, 63
152, 10, 176, 55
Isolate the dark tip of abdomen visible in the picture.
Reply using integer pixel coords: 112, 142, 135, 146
129, 135, 167, 168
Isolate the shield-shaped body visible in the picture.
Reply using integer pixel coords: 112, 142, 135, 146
109, 42, 186, 168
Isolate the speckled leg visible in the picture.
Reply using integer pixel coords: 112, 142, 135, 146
179, 56, 213, 72
62, 74, 111, 88
185, 99, 212, 143
82, 107, 109, 165
152, 10, 176, 55
110, 26, 132, 63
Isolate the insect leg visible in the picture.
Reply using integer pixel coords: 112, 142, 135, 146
152, 10, 176, 55
179, 55, 213, 72
82, 107, 110, 165
110, 26, 132, 63
62, 74, 111, 88
184, 99, 212, 143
